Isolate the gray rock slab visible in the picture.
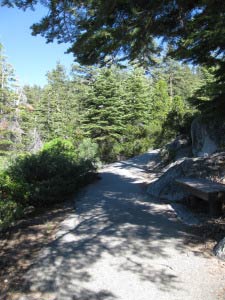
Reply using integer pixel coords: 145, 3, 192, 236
147, 158, 195, 201
214, 237, 225, 261
18, 150, 225, 300
191, 116, 224, 157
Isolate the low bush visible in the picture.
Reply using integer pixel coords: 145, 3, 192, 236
0, 138, 98, 228
0, 200, 23, 228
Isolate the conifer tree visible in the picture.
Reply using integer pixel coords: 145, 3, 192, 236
20, 85, 42, 151
81, 67, 126, 161
124, 68, 152, 125
151, 57, 201, 102
151, 79, 171, 123
121, 67, 153, 156
38, 63, 80, 141
0, 43, 24, 155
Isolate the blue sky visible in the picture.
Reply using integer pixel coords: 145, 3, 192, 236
0, 5, 74, 86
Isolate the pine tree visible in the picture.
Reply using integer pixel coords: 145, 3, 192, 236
151, 79, 171, 123
121, 67, 153, 156
20, 84, 43, 151
151, 57, 201, 102
81, 67, 126, 161
37, 63, 80, 142
124, 67, 152, 125
0, 43, 24, 155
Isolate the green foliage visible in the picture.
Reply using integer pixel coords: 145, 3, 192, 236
0, 138, 97, 222
0, 199, 23, 228
3, 1, 225, 111
0, 156, 9, 171
5, 1, 225, 76
81, 66, 156, 162
76, 138, 100, 166
123, 67, 153, 124
0, 45, 199, 163
154, 94, 196, 147
81, 67, 126, 161
19, 85, 42, 151
0, 43, 24, 156
42, 138, 74, 156
28, 63, 195, 162
151, 79, 171, 123
188, 67, 220, 114
152, 57, 201, 101
0, 43, 208, 230
34, 62, 89, 144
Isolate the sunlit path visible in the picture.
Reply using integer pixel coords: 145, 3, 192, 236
18, 151, 225, 300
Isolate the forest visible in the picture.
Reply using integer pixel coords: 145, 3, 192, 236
1, 0, 224, 230
1, 2, 225, 299
0, 41, 216, 228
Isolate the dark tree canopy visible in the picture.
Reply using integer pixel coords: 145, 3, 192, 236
2, 1, 225, 80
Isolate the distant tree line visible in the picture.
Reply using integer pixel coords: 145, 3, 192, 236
0, 43, 216, 163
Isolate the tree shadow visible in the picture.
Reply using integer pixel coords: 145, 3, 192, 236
0, 202, 75, 299
10, 161, 217, 299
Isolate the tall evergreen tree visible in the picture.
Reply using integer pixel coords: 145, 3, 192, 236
38, 63, 80, 141
151, 57, 201, 102
0, 43, 24, 155
81, 67, 126, 161
20, 84, 43, 151
124, 68, 152, 125
121, 67, 153, 156
151, 79, 171, 123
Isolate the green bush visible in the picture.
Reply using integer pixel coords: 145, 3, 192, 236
0, 200, 23, 229
76, 138, 101, 167
0, 156, 9, 171
0, 138, 97, 217
154, 110, 195, 148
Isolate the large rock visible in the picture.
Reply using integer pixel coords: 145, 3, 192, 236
147, 158, 196, 201
213, 237, 225, 260
191, 116, 225, 157
147, 152, 225, 201
161, 135, 192, 161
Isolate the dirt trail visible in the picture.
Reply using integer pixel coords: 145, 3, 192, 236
14, 151, 225, 300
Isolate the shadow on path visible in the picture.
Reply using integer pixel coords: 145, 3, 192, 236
15, 153, 223, 300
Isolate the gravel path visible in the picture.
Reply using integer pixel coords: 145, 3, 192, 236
19, 151, 225, 300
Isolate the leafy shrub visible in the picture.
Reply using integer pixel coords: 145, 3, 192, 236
76, 138, 101, 167
0, 200, 23, 229
0, 138, 97, 215
42, 138, 75, 157
0, 156, 9, 171
118, 125, 153, 160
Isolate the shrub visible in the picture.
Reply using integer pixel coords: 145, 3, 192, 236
0, 156, 9, 171
76, 138, 101, 167
0, 138, 97, 217
0, 200, 23, 229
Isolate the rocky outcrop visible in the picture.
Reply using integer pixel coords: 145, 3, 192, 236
191, 116, 225, 157
147, 158, 195, 201
147, 152, 225, 201
147, 115, 225, 202
213, 237, 225, 260
161, 135, 192, 162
